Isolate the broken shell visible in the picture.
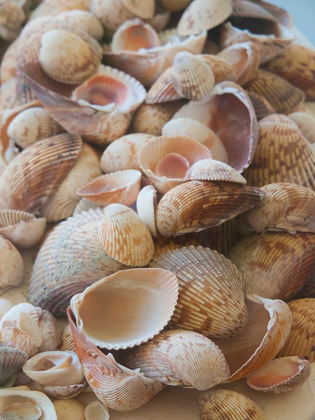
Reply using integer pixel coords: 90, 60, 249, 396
138, 136, 212, 194
17, 312, 43, 348
2, 327, 38, 358
59, 325, 75, 352
246, 91, 276, 120
199, 389, 265, 420
77, 170, 141, 206
0, 235, 24, 295
0, 298, 13, 320
247, 356, 311, 394
0, 401, 42, 420
71, 268, 178, 350
214, 295, 292, 381
1, 303, 42, 330
156, 181, 262, 237
98, 204, 155, 266
0, 38, 18, 84
53, 399, 85, 420
0, 347, 28, 386
85, 401, 110, 420
197, 54, 236, 84
23, 351, 84, 386
187, 159, 247, 184
38, 310, 61, 352
288, 112, 315, 144
91, 0, 136, 35
56, 10, 104, 40
278, 298, 315, 362
136, 185, 158, 238
123, 329, 230, 390
178, 0, 233, 35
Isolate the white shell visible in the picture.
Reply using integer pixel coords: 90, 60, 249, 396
85, 401, 110, 420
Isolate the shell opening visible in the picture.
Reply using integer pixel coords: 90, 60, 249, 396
112, 21, 160, 52
155, 153, 190, 179
229, 17, 281, 37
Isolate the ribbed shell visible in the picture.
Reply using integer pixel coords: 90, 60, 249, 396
187, 160, 247, 184
91, 0, 136, 35
53, 399, 85, 420
150, 246, 248, 338
156, 181, 263, 237
2, 327, 38, 358
0, 38, 18, 84
38, 310, 62, 352
121, 0, 155, 18
59, 325, 75, 352
198, 54, 236, 84
73, 198, 100, 215
0, 346, 28, 386
0, 303, 42, 329
277, 298, 315, 362
146, 68, 180, 104
98, 204, 155, 267
136, 185, 158, 237
42, 381, 86, 399
56, 10, 104, 40
288, 112, 315, 144
0, 235, 24, 294
247, 91, 276, 120
30, 0, 91, 20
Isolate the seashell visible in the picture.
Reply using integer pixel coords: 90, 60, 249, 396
101, 133, 155, 172
13, 371, 32, 388
246, 91, 276, 120
288, 112, 315, 144
177, 0, 233, 35
162, 118, 228, 163
77, 170, 141, 206
197, 54, 236, 84
0, 298, 13, 320
17, 312, 43, 348
56, 10, 104, 40
38, 310, 62, 352
218, 41, 260, 85
0, 210, 46, 249
0, 133, 82, 215
59, 325, 75, 352
53, 399, 85, 420
0, 235, 24, 295
0, 38, 19, 84
0, 347, 28, 386
247, 356, 311, 394
249, 0, 293, 28
120, 0, 155, 19
174, 82, 258, 172
98, 204, 155, 266
0, 79, 33, 112
73, 198, 100, 215
40, 382, 86, 399
295, 270, 315, 299
214, 295, 292, 381
0, 1, 25, 41
156, 181, 263, 237
111, 19, 160, 53
151, 246, 247, 337
138, 136, 212, 194
245, 183, 315, 234
71, 268, 178, 350
2, 327, 38, 358
1, 304, 42, 330
144, 5, 170, 32
145, 68, 181, 104
28, 208, 128, 316
68, 307, 165, 411
244, 70, 305, 114
187, 159, 247, 184
30, 0, 91, 20
91, 0, 137, 35
277, 298, 315, 362
199, 389, 265, 420
7, 107, 63, 150
123, 329, 229, 390
0, 401, 42, 420
264, 44, 315, 100
136, 185, 158, 238
85, 401, 110, 420
160, 0, 191, 11
244, 114, 315, 190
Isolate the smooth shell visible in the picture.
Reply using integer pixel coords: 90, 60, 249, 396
56, 10, 104, 40
136, 185, 158, 238
0, 235, 24, 294
0, 298, 13, 320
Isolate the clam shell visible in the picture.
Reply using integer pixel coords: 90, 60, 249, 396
17, 312, 43, 348
73, 198, 100, 215
277, 298, 315, 362
56, 10, 104, 40
85, 401, 110, 420
146, 68, 181, 104
0, 298, 13, 320
136, 185, 158, 238
247, 91, 276, 120
77, 170, 141, 206
38, 310, 62, 352
59, 325, 75, 352
98, 204, 155, 266
187, 159, 247, 184
123, 329, 230, 390
71, 268, 178, 350
178, 0, 233, 35
91, 0, 136, 35
30, 0, 91, 20
121, 0, 155, 18
288, 112, 315, 144
68, 307, 165, 411
0, 347, 28, 386
0, 38, 18, 84
53, 399, 85, 420
1, 303, 42, 330
197, 54, 236, 84
2, 327, 38, 358
156, 181, 263, 237
214, 295, 292, 381
0, 401, 42, 420
199, 389, 265, 420
0, 235, 24, 294
247, 356, 311, 394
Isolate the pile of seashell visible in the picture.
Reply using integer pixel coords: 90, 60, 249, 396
0, 0, 315, 418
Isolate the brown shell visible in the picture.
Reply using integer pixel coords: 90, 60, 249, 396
247, 91, 276, 120
295, 270, 315, 299
0, 38, 18, 84
146, 68, 181, 104
197, 54, 236, 84
249, 0, 293, 28
288, 112, 315, 145
0, 346, 28, 386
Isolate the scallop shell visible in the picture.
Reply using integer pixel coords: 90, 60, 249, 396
136, 185, 158, 238
197, 54, 236, 84
1, 303, 42, 330
264, 44, 315, 100
53, 399, 85, 420
98, 204, 155, 266
90, 0, 136, 35
123, 330, 230, 390
2, 327, 38, 358
214, 295, 292, 381
0, 401, 42, 420
77, 170, 141, 206
247, 356, 311, 394
85, 401, 110, 420
73, 198, 100, 216
245, 183, 315, 233
0, 38, 18, 84
156, 181, 263, 237
174, 82, 258, 172
59, 325, 75, 352
199, 390, 265, 420
0, 235, 24, 294
187, 159, 247, 184
30, 0, 91, 20
71, 268, 178, 350
17, 312, 43, 348
277, 298, 315, 362
0, 347, 28, 386
38, 311, 62, 352
145, 68, 181, 104
68, 308, 165, 410
288, 112, 315, 144
177, 0, 233, 35
56, 10, 104, 40
0, 298, 13, 320
246, 91, 276, 120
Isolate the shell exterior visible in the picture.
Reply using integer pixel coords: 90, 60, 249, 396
0, 347, 28, 386
288, 112, 315, 144
0, 401, 42, 420
121, 0, 155, 18
0, 38, 18, 84
160, 0, 191, 11
0, 235, 24, 294
278, 298, 315, 362
156, 181, 263, 237
247, 91, 276, 120
70, 268, 178, 350
144, 6, 170, 32
17, 312, 43, 348
198, 54, 236, 84
187, 159, 247, 184
145, 67, 181, 104
2, 327, 38, 358
59, 324, 75, 352
247, 356, 311, 394
214, 295, 292, 381
73, 198, 100, 215
41, 382, 85, 399
56, 10, 104, 40
0, 298, 13, 320
0, 303, 42, 330
123, 329, 230, 390
136, 185, 158, 237
249, 0, 293, 27
91, 0, 136, 35
98, 204, 155, 267
53, 399, 85, 420
38, 310, 62, 352
85, 401, 110, 420
30, 0, 91, 20
199, 389, 265, 420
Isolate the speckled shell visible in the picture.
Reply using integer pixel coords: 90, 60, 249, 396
136, 185, 158, 238
187, 160, 247, 184
277, 298, 315, 362
98, 204, 155, 267
38, 311, 62, 352
246, 91, 276, 120
150, 246, 248, 338
123, 329, 230, 390
0, 298, 13, 320
0, 235, 24, 294
56, 10, 104, 40
2, 327, 38, 358
197, 54, 236, 84
288, 112, 315, 144
0, 346, 28, 386
53, 399, 85, 420
0, 38, 19, 84
199, 390, 265, 420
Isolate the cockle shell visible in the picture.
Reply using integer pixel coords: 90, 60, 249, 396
17, 312, 43, 348
85, 401, 110, 420
145, 68, 183, 104
0, 347, 28, 386
123, 329, 230, 390
121, 0, 155, 19
0, 1, 25, 41
0, 298, 13, 320
144, 4, 170, 32
277, 298, 315, 362
156, 181, 263, 237
0, 38, 18, 84
245, 183, 315, 234
160, 0, 190, 11
90, 0, 136, 35
197, 54, 235, 84
249, 0, 293, 27
187, 159, 247, 184
151, 246, 248, 338
77, 170, 142, 206
73, 198, 99, 215
214, 295, 292, 381
199, 390, 265, 420
2, 327, 38, 358
0, 235, 24, 295
295, 270, 315, 299
71, 268, 178, 350
53, 399, 85, 420
247, 356, 311, 394
0, 78, 32, 112
246, 91, 276, 120
59, 325, 75, 352
98, 204, 155, 266
0, 401, 42, 420
136, 185, 158, 237
29, 0, 91, 20
288, 112, 315, 144
56, 10, 104, 40
1, 303, 42, 330
38, 310, 61, 352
